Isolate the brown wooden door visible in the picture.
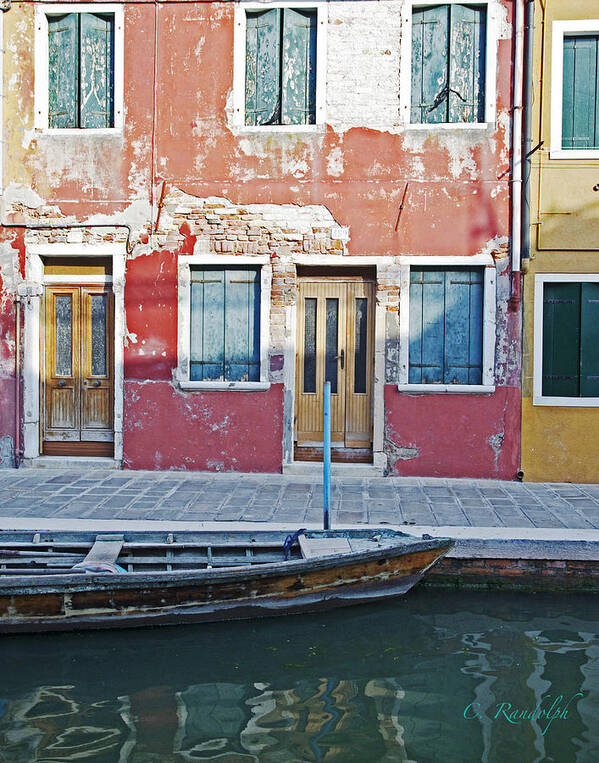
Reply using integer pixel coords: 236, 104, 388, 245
295, 279, 374, 449
43, 285, 114, 454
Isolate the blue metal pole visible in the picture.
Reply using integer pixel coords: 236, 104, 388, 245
323, 381, 331, 530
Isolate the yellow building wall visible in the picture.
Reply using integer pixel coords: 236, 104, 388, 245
521, 0, 599, 483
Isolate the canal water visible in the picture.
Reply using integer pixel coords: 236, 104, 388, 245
1, 590, 598, 762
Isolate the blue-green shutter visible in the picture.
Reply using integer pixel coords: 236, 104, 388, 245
411, 6, 449, 123
48, 14, 79, 128
245, 10, 281, 126
224, 269, 261, 381
542, 283, 581, 397
562, 36, 599, 149
409, 269, 444, 383
580, 283, 599, 397
409, 268, 483, 384
190, 268, 260, 381
449, 5, 486, 122
281, 9, 317, 125
79, 13, 114, 128
444, 269, 483, 384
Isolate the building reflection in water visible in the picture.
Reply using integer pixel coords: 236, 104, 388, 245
1, 591, 599, 761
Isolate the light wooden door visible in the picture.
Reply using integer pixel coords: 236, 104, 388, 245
43, 286, 114, 452
295, 279, 374, 448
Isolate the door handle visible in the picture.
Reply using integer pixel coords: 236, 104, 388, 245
335, 349, 345, 370
92, 380, 101, 387
58, 379, 66, 388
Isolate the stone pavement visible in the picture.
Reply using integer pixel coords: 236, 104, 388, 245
2, 467, 599, 530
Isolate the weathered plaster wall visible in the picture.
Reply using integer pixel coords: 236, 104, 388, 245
123, 381, 283, 472
0, 0, 519, 475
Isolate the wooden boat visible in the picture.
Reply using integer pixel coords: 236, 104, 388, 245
0, 528, 453, 633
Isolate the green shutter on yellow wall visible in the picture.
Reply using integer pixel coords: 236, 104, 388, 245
580, 283, 599, 397
562, 36, 599, 149
542, 283, 581, 397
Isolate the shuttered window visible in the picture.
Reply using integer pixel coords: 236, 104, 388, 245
48, 13, 114, 129
562, 35, 599, 149
190, 267, 261, 382
542, 283, 599, 397
409, 268, 484, 384
245, 8, 317, 126
411, 4, 486, 123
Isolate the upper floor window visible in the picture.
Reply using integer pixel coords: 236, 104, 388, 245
232, 3, 326, 131
35, 5, 124, 133
411, 4, 486, 124
48, 12, 114, 128
562, 35, 599, 149
550, 20, 599, 158
245, 8, 316, 126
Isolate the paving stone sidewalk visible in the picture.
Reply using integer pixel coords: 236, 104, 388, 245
1, 468, 599, 529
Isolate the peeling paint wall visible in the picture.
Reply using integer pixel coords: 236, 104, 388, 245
0, 0, 519, 475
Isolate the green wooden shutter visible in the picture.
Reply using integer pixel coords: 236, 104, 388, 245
580, 283, 599, 397
542, 283, 581, 397
79, 13, 114, 128
409, 269, 445, 383
281, 9, 317, 125
562, 36, 599, 149
48, 14, 79, 128
190, 268, 225, 381
411, 6, 450, 123
449, 5, 486, 122
245, 10, 281, 126
224, 269, 261, 381
444, 269, 483, 384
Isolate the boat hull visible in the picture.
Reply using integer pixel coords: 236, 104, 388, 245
0, 542, 451, 633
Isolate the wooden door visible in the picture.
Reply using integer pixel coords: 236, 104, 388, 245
295, 279, 374, 449
43, 285, 114, 455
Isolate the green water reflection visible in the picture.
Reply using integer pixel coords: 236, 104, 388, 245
1, 590, 598, 762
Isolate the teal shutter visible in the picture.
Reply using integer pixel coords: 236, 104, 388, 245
48, 14, 79, 128
449, 5, 486, 122
409, 269, 445, 383
224, 269, 261, 381
245, 10, 281, 126
281, 9, 317, 125
444, 269, 483, 384
190, 269, 225, 381
580, 283, 599, 397
190, 268, 260, 381
79, 13, 114, 128
411, 6, 449, 123
562, 36, 599, 149
542, 283, 581, 397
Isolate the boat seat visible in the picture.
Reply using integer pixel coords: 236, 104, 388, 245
299, 535, 352, 559
81, 535, 125, 565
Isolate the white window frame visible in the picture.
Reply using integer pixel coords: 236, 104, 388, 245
34, 4, 125, 134
550, 20, 599, 159
533, 273, 599, 407
176, 255, 272, 391
397, 254, 496, 393
232, 1, 327, 132
399, 0, 498, 129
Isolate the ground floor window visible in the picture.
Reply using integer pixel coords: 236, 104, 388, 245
189, 266, 261, 382
540, 281, 599, 398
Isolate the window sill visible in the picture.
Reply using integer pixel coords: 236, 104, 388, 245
231, 124, 326, 135
403, 122, 493, 131
549, 148, 599, 160
179, 381, 271, 392
37, 127, 123, 136
397, 384, 495, 395
533, 395, 599, 407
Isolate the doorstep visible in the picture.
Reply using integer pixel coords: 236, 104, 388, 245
21, 456, 121, 470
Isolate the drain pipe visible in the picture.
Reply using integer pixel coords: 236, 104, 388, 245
509, 0, 525, 308
14, 295, 21, 467
521, 0, 535, 274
